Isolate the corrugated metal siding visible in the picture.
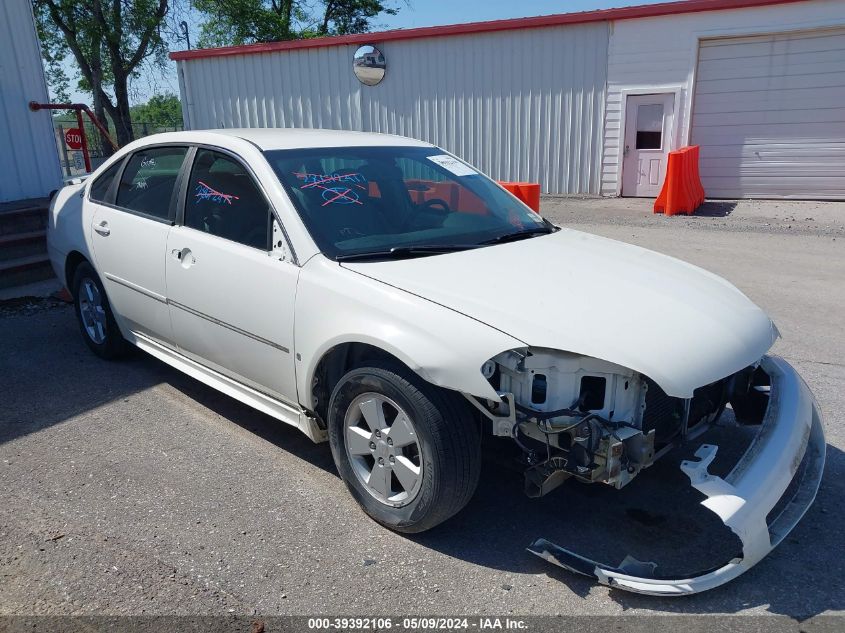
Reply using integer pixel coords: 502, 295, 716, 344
180, 46, 362, 132
178, 22, 608, 194
691, 29, 845, 199
0, 0, 63, 203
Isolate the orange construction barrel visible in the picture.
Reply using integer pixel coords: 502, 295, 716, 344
498, 181, 541, 213
654, 145, 705, 216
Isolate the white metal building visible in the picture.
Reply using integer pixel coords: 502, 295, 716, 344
172, 0, 845, 199
0, 0, 63, 203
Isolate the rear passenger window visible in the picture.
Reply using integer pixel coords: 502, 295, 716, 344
184, 149, 270, 250
116, 147, 187, 220
89, 161, 122, 203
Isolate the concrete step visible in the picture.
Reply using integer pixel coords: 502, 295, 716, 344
0, 205, 48, 236
0, 230, 47, 262
0, 277, 64, 302
0, 197, 50, 214
0, 254, 55, 290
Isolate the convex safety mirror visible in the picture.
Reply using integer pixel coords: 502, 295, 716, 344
353, 45, 386, 86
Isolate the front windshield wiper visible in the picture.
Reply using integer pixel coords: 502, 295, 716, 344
335, 244, 480, 262
478, 225, 558, 246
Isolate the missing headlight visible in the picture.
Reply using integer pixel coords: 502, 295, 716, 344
579, 376, 606, 411
531, 373, 547, 404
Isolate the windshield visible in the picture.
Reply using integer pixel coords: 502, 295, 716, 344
265, 146, 553, 260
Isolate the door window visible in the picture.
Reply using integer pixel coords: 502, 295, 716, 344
89, 160, 123, 203
635, 104, 664, 150
116, 147, 188, 220
184, 149, 271, 250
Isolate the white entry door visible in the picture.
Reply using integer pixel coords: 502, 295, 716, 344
622, 93, 675, 197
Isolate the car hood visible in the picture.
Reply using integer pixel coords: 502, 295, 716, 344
342, 229, 777, 397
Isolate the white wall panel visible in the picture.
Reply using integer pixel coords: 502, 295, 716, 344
178, 22, 608, 194
0, 0, 63, 202
601, 0, 845, 197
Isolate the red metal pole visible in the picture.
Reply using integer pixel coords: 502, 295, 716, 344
75, 108, 92, 172
29, 101, 119, 153
80, 105, 118, 152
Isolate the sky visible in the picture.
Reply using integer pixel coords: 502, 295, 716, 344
66, 0, 669, 106
376, 0, 666, 29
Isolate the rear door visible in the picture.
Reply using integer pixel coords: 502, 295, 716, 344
89, 145, 189, 344
165, 147, 299, 404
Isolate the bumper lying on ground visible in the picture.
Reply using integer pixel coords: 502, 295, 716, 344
527, 356, 826, 596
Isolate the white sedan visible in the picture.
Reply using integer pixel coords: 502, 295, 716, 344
47, 129, 824, 596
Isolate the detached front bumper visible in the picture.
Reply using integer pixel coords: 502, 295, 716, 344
528, 355, 826, 596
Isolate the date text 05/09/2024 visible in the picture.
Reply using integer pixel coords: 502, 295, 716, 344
307, 617, 528, 630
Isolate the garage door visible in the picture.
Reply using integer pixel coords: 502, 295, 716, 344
691, 29, 845, 199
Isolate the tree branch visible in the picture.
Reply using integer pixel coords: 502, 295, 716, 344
40, 0, 96, 88
321, 0, 336, 34
91, 0, 121, 72
126, 0, 167, 72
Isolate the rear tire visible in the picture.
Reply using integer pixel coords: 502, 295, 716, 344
328, 361, 481, 533
71, 261, 128, 360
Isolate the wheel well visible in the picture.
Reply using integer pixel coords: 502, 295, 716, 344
64, 251, 88, 293
310, 343, 407, 426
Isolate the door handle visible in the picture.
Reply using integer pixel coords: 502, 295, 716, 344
172, 248, 197, 267
94, 221, 110, 236
623, 145, 630, 157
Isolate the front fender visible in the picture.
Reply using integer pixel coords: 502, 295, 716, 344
294, 256, 524, 405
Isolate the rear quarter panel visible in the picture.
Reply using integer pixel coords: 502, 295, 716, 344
47, 182, 93, 288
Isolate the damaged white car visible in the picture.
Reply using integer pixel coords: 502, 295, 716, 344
47, 129, 825, 596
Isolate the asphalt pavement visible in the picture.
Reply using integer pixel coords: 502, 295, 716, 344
1, 197, 843, 619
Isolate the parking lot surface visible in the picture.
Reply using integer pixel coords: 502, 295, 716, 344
1, 198, 843, 618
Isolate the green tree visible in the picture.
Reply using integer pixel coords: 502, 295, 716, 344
130, 93, 184, 130
32, 0, 171, 147
193, 0, 398, 47
319, 0, 397, 36
34, 15, 71, 104
34, 1, 113, 151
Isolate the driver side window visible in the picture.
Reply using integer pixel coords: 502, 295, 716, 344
184, 149, 271, 250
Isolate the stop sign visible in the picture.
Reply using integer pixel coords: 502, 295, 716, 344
65, 127, 83, 150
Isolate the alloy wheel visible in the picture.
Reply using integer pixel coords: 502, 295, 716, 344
344, 393, 423, 507
78, 277, 107, 344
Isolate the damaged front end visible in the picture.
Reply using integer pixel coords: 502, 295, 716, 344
468, 348, 731, 496
467, 351, 825, 596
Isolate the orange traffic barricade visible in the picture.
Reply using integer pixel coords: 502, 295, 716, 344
654, 145, 705, 216
498, 181, 541, 213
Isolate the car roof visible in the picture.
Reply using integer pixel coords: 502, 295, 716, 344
130, 128, 434, 151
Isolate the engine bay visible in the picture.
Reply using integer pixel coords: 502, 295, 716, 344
471, 348, 732, 496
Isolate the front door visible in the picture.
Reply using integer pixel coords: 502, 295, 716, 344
165, 148, 299, 404
622, 93, 675, 197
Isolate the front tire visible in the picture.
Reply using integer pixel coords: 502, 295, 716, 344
328, 361, 481, 533
71, 261, 127, 360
